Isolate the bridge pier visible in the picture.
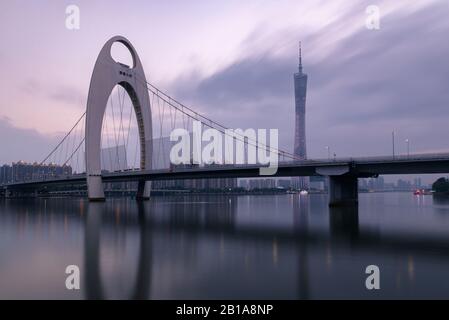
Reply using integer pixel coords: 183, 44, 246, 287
328, 175, 358, 207
87, 175, 105, 202
136, 181, 151, 201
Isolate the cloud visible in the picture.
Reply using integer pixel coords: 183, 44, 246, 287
20, 78, 85, 108
0, 117, 60, 164
48, 85, 85, 106
21, 79, 42, 95
168, 0, 449, 161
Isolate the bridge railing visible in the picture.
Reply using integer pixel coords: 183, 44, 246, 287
4, 151, 449, 187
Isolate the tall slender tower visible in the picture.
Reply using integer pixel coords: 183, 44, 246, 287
293, 42, 309, 189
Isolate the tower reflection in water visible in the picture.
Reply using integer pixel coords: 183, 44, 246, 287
292, 194, 359, 299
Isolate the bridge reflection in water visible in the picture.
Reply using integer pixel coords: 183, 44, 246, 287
84, 202, 151, 299
2, 194, 449, 299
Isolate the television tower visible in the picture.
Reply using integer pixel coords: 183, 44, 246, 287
293, 42, 309, 189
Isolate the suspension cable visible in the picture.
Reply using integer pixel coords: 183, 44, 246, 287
134, 75, 299, 161
134, 76, 299, 161
39, 112, 86, 166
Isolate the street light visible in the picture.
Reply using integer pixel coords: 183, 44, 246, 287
325, 146, 330, 160
392, 130, 396, 159
405, 139, 410, 158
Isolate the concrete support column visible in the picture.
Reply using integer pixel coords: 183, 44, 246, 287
328, 175, 358, 207
87, 175, 105, 201
136, 181, 151, 201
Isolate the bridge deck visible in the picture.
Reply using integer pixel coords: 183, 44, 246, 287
3, 153, 449, 190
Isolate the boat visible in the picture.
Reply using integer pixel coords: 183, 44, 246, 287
413, 189, 432, 195
299, 190, 309, 195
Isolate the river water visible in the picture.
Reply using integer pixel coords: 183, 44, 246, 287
1, 192, 449, 299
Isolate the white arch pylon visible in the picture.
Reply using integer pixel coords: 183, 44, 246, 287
85, 36, 152, 201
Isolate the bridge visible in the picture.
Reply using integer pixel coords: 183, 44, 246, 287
2, 35, 449, 206
4, 153, 449, 206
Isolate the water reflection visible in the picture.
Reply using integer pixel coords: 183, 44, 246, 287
2, 193, 449, 299
432, 195, 449, 215
84, 202, 151, 299
292, 197, 358, 299
293, 195, 310, 299
329, 206, 359, 239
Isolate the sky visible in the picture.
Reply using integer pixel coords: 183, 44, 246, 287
1, 0, 449, 183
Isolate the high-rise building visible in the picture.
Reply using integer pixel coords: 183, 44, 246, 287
310, 176, 327, 191
0, 161, 72, 184
150, 137, 237, 191
277, 179, 292, 189
293, 42, 309, 189
0, 165, 13, 184
100, 145, 128, 172
238, 179, 249, 190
